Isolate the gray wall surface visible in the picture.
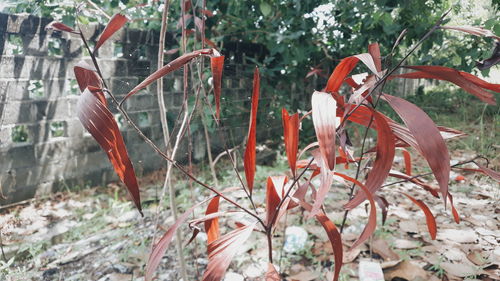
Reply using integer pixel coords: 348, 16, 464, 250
0, 12, 279, 205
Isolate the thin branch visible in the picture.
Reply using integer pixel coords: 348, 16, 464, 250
381, 157, 481, 188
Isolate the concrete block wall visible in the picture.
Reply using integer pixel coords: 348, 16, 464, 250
0, 12, 279, 205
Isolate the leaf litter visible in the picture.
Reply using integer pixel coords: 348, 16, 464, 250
0, 149, 498, 281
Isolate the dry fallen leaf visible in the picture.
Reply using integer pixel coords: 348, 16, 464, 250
343, 245, 361, 263
383, 260, 429, 281
371, 239, 400, 261
440, 262, 483, 277
393, 239, 419, 249
437, 229, 478, 243
399, 220, 419, 233
289, 271, 321, 281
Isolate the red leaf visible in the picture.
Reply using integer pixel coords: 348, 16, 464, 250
448, 193, 460, 224
374, 195, 389, 225
210, 56, 224, 119
244, 67, 260, 195
476, 164, 500, 182
77, 89, 141, 214
310, 150, 335, 217
203, 223, 256, 281
282, 108, 299, 176
266, 176, 285, 226
45, 21, 74, 32
122, 48, 214, 103
204, 38, 218, 49
325, 53, 380, 93
184, 0, 192, 11
382, 94, 450, 206
441, 25, 500, 41
265, 263, 281, 281
312, 91, 337, 170
391, 66, 498, 105
94, 13, 128, 52
368, 43, 382, 72
73, 61, 106, 106
205, 196, 220, 247
334, 172, 377, 249
398, 148, 412, 176
200, 9, 215, 17
345, 109, 395, 210
145, 200, 206, 281
401, 193, 437, 240
315, 212, 343, 281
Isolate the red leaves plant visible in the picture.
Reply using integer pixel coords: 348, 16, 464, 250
243, 67, 260, 195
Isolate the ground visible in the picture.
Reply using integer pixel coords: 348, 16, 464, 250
1, 150, 499, 281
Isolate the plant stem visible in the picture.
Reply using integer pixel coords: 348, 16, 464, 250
266, 227, 273, 264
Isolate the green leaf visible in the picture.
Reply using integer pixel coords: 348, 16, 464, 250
260, 2, 272, 17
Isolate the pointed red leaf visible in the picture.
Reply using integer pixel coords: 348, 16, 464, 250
334, 172, 377, 249
45, 21, 74, 32
325, 53, 380, 93
145, 200, 206, 281
392, 66, 498, 105
448, 193, 460, 224
73, 61, 106, 106
345, 109, 395, 209
244, 67, 260, 195
401, 193, 437, 240
374, 195, 389, 225
310, 150, 334, 217
282, 108, 299, 176
312, 91, 337, 170
315, 212, 343, 281
210, 55, 224, 119
121, 48, 214, 103
368, 43, 382, 72
204, 38, 218, 49
265, 263, 281, 281
205, 196, 220, 247
266, 176, 284, 226
441, 25, 500, 41
398, 148, 412, 176
203, 223, 256, 281
77, 88, 141, 214
200, 9, 214, 17
94, 13, 128, 52
382, 94, 450, 205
